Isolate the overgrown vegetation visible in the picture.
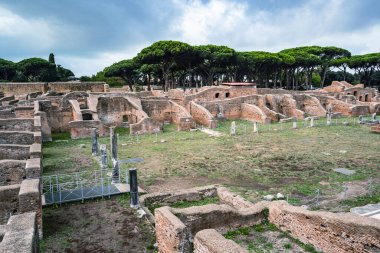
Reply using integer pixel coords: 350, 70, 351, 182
146, 196, 219, 213
224, 221, 321, 253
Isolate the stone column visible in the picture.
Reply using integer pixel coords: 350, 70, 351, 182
129, 168, 139, 208
230, 121, 236, 135
292, 118, 297, 129
112, 159, 120, 183
110, 127, 119, 182
100, 144, 107, 169
310, 118, 315, 127
253, 122, 258, 133
110, 127, 118, 161
91, 128, 98, 156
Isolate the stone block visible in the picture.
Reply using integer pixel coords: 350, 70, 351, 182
29, 143, 41, 159
194, 229, 248, 253
25, 158, 41, 178
0, 212, 38, 253
33, 132, 42, 144
18, 179, 40, 213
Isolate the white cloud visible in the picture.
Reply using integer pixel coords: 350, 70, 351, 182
171, 0, 248, 45
0, 6, 57, 50
170, 0, 380, 54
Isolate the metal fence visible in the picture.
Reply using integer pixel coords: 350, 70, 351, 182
41, 168, 130, 205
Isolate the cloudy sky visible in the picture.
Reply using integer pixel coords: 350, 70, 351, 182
1, 0, 379, 77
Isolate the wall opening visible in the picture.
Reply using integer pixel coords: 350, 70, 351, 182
82, 113, 93, 120
365, 94, 369, 102
215, 93, 220, 99
359, 95, 363, 101
123, 115, 129, 122
225, 92, 230, 98
353, 91, 357, 97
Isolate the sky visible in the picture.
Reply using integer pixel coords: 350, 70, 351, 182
0, 0, 379, 77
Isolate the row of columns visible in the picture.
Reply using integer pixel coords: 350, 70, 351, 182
91, 127, 139, 207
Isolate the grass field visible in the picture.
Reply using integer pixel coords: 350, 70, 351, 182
42, 118, 380, 211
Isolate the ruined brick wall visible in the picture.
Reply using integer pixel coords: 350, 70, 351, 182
155, 189, 267, 253
241, 103, 270, 123
48, 82, 105, 92
14, 106, 34, 118
265, 94, 304, 119
0, 160, 26, 185
189, 102, 217, 128
130, 117, 162, 134
256, 88, 294, 95
313, 95, 370, 116
169, 101, 195, 130
0, 83, 48, 97
0, 118, 34, 131
199, 98, 243, 119
269, 201, 380, 253
0, 131, 34, 145
0, 212, 39, 253
0, 109, 15, 119
69, 120, 106, 139
0, 184, 20, 224
344, 87, 377, 102
293, 94, 326, 117
141, 99, 173, 122
96, 96, 144, 126
183, 87, 256, 108
155, 206, 192, 253
194, 229, 248, 253
323, 81, 347, 93
0, 145, 30, 160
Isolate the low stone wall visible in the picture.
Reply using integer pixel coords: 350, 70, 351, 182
0, 109, 15, 118
154, 186, 268, 253
48, 82, 105, 92
241, 103, 270, 123
269, 201, 380, 253
0, 144, 30, 160
0, 212, 39, 253
19, 179, 41, 227
0, 160, 26, 185
189, 102, 217, 128
0, 82, 47, 97
14, 106, 34, 118
169, 101, 195, 131
0, 184, 20, 224
141, 99, 195, 130
69, 120, 106, 139
293, 94, 326, 117
0, 118, 34, 131
130, 117, 162, 135
0, 131, 34, 145
194, 229, 248, 253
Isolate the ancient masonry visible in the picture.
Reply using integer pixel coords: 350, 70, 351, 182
0, 81, 379, 252
141, 185, 380, 253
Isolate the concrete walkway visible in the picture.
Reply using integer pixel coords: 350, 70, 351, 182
351, 203, 380, 220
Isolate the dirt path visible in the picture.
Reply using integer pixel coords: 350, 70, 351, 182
41, 196, 155, 253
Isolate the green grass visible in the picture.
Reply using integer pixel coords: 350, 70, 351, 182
340, 193, 380, 208
170, 196, 219, 208
42, 118, 380, 210
145, 196, 219, 213
224, 226, 251, 239
224, 221, 322, 253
